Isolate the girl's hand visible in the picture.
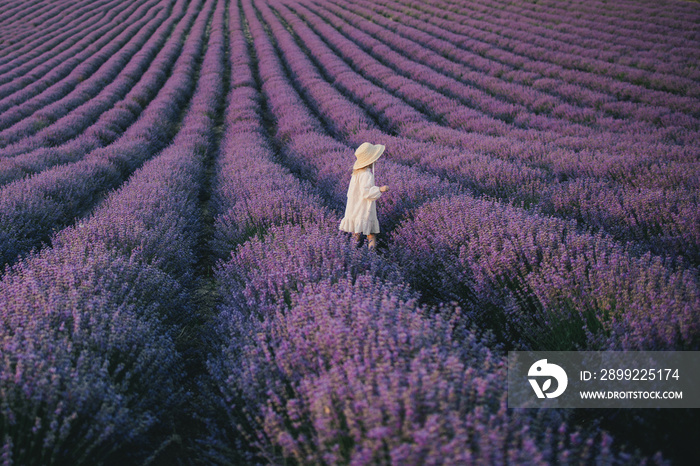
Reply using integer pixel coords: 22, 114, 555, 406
379, 185, 389, 192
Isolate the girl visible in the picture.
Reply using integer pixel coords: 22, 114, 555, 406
339, 142, 389, 250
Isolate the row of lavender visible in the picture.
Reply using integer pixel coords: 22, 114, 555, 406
0, 0, 186, 186
0, 0, 204, 269
0, 0, 120, 73
0, 0, 167, 150
377, 0, 700, 111
292, 0, 699, 181
0, 0, 78, 25
0, 0, 127, 90
277, 0, 692, 180
460, 0, 700, 66
538, 0, 700, 31
446, 0, 700, 85
0, 0, 224, 462
247, 0, 700, 268
464, 2, 700, 73
0, 0, 94, 49
283, 0, 697, 185
202, 1, 660, 462
312, 0, 698, 144
324, 0, 700, 169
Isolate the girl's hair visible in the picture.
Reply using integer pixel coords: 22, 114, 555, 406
351, 162, 373, 175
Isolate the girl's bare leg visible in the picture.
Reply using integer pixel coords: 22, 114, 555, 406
367, 234, 377, 250
353, 233, 361, 243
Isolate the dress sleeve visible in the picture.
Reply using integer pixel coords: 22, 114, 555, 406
360, 169, 382, 200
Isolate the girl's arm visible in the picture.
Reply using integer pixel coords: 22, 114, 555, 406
360, 169, 382, 201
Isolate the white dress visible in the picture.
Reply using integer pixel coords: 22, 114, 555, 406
339, 166, 382, 235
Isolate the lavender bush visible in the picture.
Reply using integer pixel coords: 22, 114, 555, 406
0, 242, 188, 464
389, 194, 700, 351
210, 233, 660, 463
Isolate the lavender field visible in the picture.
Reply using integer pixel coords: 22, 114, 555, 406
0, 0, 698, 463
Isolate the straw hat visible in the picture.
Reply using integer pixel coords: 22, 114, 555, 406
353, 142, 385, 170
